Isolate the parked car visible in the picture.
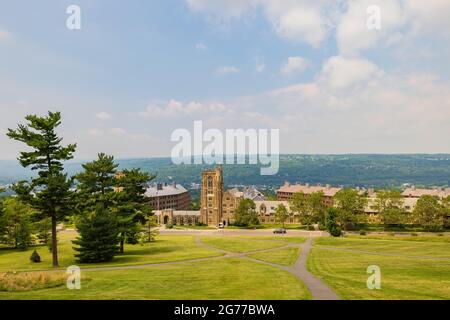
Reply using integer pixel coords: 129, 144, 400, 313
273, 228, 286, 234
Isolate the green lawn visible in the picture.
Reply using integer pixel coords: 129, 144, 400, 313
314, 237, 450, 259
200, 236, 289, 253
236, 236, 307, 244
0, 258, 311, 300
308, 237, 450, 300
248, 247, 300, 266
0, 234, 223, 272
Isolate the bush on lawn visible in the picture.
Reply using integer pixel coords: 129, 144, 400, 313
29, 250, 41, 263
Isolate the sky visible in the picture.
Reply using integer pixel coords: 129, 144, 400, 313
1, 0, 450, 159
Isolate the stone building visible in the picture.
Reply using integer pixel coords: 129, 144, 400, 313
255, 200, 293, 224
200, 166, 224, 226
154, 209, 200, 225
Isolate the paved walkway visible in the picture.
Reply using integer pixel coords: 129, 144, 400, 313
195, 236, 340, 300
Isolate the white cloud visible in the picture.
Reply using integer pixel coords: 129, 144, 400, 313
320, 56, 382, 90
336, 0, 406, 55
263, 0, 329, 47
280, 56, 309, 76
195, 43, 208, 50
216, 66, 240, 75
95, 111, 112, 120
406, 0, 450, 37
185, 0, 333, 47
138, 99, 229, 118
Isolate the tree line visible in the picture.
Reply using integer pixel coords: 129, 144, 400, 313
0, 112, 158, 266
232, 188, 450, 233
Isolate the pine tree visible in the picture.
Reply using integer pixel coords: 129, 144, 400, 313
114, 168, 153, 253
7, 111, 76, 266
75, 153, 118, 212
326, 208, 342, 237
73, 209, 120, 263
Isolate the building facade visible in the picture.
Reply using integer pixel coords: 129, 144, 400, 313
200, 166, 224, 226
155, 209, 200, 225
277, 182, 342, 206
145, 182, 191, 210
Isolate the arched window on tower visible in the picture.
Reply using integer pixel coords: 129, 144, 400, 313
207, 176, 213, 189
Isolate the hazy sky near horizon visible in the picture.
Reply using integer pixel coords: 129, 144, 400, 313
1, 0, 450, 159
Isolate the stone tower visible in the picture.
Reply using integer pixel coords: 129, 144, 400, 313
200, 166, 224, 226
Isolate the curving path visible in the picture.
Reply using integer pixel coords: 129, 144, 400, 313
195, 236, 340, 300
24, 234, 340, 300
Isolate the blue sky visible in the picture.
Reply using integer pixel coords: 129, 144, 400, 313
1, 0, 450, 159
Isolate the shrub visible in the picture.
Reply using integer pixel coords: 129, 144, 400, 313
329, 226, 342, 237
359, 230, 367, 236
411, 232, 418, 236
166, 224, 173, 229
29, 250, 41, 263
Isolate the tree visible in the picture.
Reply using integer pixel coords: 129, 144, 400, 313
309, 191, 327, 227
141, 215, 159, 243
413, 195, 446, 232
290, 192, 314, 229
334, 188, 368, 230
34, 217, 52, 245
375, 190, 406, 228
73, 209, 120, 263
444, 196, 450, 228
114, 168, 153, 253
326, 207, 342, 237
75, 153, 118, 212
7, 111, 76, 266
234, 199, 259, 227
0, 198, 33, 249
274, 204, 290, 228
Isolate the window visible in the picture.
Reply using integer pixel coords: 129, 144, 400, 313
207, 176, 213, 188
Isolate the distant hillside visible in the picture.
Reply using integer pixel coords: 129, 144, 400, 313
1, 154, 449, 190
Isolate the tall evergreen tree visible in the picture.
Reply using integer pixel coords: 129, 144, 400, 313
73, 209, 120, 263
75, 153, 118, 212
7, 112, 76, 266
114, 168, 153, 253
